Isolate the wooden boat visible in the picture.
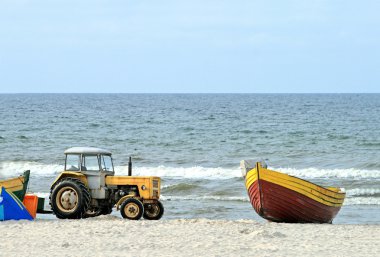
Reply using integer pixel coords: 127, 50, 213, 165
241, 160, 345, 223
0, 170, 30, 201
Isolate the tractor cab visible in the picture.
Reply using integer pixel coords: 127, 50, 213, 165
64, 147, 115, 175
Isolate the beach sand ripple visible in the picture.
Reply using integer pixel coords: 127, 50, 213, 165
0, 217, 379, 257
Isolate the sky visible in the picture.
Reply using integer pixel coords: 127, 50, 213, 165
0, 0, 379, 93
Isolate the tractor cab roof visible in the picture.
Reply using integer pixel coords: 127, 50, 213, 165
64, 147, 112, 155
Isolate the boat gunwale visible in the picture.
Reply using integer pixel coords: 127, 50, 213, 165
0, 170, 30, 201
246, 164, 346, 196
0, 176, 25, 185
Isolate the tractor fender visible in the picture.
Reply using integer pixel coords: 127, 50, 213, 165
115, 195, 141, 210
51, 172, 88, 190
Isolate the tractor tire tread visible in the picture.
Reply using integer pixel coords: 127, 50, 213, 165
49, 177, 91, 219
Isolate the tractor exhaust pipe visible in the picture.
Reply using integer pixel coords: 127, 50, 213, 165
128, 156, 132, 176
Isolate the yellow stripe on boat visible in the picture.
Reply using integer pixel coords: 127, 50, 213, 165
261, 168, 345, 199
245, 168, 258, 189
260, 172, 344, 206
245, 166, 345, 207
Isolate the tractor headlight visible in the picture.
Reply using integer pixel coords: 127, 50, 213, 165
141, 185, 146, 190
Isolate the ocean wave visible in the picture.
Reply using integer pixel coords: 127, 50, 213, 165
116, 165, 240, 180
346, 188, 380, 197
0, 162, 61, 178
0, 162, 241, 180
276, 167, 380, 180
120, 165, 380, 180
160, 195, 249, 202
1, 161, 380, 181
161, 183, 201, 193
344, 197, 380, 206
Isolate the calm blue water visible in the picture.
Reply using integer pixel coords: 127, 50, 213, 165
0, 94, 379, 224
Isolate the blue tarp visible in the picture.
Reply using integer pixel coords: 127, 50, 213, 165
0, 186, 33, 221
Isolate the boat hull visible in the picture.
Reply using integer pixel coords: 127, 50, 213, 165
244, 162, 345, 223
0, 170, 30, 201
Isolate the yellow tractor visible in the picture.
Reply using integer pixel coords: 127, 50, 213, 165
49, 147, 164, 220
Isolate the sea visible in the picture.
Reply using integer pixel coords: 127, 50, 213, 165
0, 94, 379, 224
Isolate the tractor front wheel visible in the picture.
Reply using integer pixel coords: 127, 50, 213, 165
120, 198, 144, 220
143, 201, 164, 220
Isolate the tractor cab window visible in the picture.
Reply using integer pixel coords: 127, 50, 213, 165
65, 154, 80, 171
82, 155, 100, 171
101, 155, 114, 172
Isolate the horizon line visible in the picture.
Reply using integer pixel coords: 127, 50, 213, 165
0, 92, 379, 95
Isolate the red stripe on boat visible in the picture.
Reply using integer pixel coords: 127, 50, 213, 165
248, 180, 342, 223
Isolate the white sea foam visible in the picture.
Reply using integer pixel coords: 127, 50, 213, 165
0, 162, 242, 180
344, 197, 380, 206
275, 167, 380, 180
116, 165, 241, 180
0, 162, 62, 178
160, 195, 249, 202
1, 161, 380, 181
346, 188, 380, 197
121, 165, 380, 180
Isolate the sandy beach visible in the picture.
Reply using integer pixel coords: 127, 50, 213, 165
0, 216, 379, 257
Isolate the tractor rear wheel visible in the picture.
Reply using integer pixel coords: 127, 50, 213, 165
143, 201, 164, 220
120, 198, 144, 220
50, 178, 90, 219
